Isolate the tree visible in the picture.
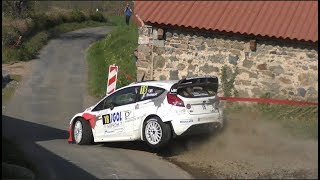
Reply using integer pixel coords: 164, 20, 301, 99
2, 0, 35, 18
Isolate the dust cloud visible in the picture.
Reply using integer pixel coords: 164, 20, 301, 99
162, 108, 318, 179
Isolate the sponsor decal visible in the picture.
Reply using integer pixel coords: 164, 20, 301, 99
105, 127, 124, 134
180, 119, 193, 123
170, 88, 177, 93
105, 129, 114, 133
146, 92, 158, 97
124, 110, 131, 119
140, 85, 148, 94
102, 112, 123, 124
102, 112, 125, 129
125, 118, 135, 123
193, 92, 209, 97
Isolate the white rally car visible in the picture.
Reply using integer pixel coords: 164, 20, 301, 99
67, 76, 224, 148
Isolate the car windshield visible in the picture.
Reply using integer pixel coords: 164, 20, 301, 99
177, 83, 217, 98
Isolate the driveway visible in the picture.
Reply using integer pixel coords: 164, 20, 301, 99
2, 26, 192, 179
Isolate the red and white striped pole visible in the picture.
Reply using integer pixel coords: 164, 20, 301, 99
106, 64, 118, 96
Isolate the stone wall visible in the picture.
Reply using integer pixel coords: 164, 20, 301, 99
137, 25, 318, 101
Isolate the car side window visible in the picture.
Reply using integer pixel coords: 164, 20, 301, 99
108, 86, 139, 107
92, 87, 138, 111
138, 86, 165, 101
92, 97, 107, 112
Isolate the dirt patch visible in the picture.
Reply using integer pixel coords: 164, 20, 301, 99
2, 61, 34, 110
164, 108, 318, 179
2, 61, 34, 78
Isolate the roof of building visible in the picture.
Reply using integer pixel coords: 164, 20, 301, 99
133, 1, 318, 42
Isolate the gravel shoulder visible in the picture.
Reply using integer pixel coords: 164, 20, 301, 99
161, 108, 318, 179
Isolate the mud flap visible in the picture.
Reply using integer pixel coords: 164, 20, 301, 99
67, 113, 97, 144
67, 126, 74, 143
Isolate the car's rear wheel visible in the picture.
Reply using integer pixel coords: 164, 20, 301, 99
73, 118, 93, 145
143, 117, 171, 149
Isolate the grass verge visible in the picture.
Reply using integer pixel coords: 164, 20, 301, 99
257, 103, 318, 139
224, 102, 318, 140
87, 16, 138, 98
3, 20, 111, 64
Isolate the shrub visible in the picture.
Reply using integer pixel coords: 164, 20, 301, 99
23, 31, 49, 59
220, 65, 239, 97
2, 8, 108, 63
47, 13, 64, 27
11, 19, 30, 35
2, 48, 20, 63
2, 27, 20, 47
30, 13, 50, 30
89, 11, 106, 22
70, 9, 86, 23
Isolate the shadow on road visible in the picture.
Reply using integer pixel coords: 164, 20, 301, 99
2, 115, 97, 179
2, 76, 12, 89
101, 117, 229, 157
100, 132, 221, 157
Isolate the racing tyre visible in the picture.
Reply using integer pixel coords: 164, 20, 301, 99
143, 117, 171, 149
72, 118, 93, 145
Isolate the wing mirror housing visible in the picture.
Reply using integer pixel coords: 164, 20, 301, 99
107, 103, 115, 110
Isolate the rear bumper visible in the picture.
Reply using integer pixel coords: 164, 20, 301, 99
179, 122, 222, 136
169, 108, 224, 136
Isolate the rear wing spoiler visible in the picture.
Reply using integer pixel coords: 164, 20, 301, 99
169, 76, 219, 94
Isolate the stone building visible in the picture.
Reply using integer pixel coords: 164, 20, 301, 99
133, 1, 318, 101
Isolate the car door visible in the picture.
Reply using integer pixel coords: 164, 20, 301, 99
90, 95, 109, 139
133, 85, 167, 132
97, 86, 139, 141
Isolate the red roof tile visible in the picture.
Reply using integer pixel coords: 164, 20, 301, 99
134, 1, 318, 42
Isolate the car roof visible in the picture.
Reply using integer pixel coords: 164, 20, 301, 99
126, 80, 178, 90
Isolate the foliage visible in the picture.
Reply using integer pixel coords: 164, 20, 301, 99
257, 103, 318, 139
32, 1, 128, 17
220, 65, 239, 97
254, 93, 316, 139
224, 101, 318, 140
2, 0, 35, 18
89, 11, 107, 22
87, 16, 138, 98
2, 21, 108, 63
70, 9, 86, 23
2, 6, 111, 63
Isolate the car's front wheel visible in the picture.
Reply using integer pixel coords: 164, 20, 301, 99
72, 118, 93, 145
143, 117, 171, 149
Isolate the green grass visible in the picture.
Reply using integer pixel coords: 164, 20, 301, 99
87, 16, 138, 98
3, 21, 110, 64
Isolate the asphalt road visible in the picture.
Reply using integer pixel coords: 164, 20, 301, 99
3, 26, 192, 179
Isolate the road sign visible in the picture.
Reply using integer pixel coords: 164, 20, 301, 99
106, 64, 118, 96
